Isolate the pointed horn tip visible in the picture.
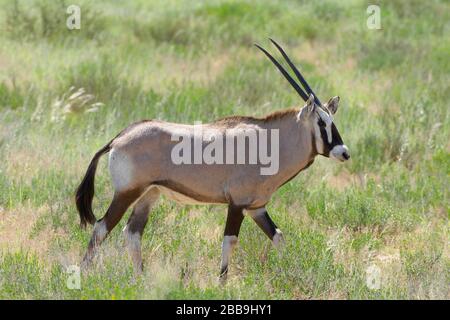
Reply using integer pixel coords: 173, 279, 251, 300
269, 38, 281, 47
254, 39, 309, 102
254, 43, 263, 50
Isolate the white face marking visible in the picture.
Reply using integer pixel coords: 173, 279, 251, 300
108, 148, 135, 192
221, 235, 238, 271
313, 124, 324, 154
330, 144, 350, 162
316, 107, 333, 144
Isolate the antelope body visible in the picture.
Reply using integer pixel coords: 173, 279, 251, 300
76, 40, 350, 279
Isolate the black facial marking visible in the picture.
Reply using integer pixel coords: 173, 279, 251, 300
318, 120, 344, 157
317, 118, 326, 128
331, 123, 344, 146
319, 124, 330, 156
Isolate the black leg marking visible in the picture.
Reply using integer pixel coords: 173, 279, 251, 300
252, 210, 278, 240
220, 205, 245, 279
223, 205, 245, 236
248, 208, 284, 247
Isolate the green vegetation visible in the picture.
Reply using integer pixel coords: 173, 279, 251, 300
0, 0, 448, 299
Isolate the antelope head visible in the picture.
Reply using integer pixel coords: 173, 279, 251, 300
256, 39, 350, 162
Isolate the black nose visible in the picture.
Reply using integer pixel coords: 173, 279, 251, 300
343, 152, 350, 160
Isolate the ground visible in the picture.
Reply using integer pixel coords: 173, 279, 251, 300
0, 0, 448, 299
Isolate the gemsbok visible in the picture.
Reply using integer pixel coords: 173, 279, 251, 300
76, 39, 350, 280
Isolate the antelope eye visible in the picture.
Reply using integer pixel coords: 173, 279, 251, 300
318, 118, 326, 127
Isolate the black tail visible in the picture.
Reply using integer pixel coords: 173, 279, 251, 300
75, 143, 111, 228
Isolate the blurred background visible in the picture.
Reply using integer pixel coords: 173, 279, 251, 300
0, 0, 448, 299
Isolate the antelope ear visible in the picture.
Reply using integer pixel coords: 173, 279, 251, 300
298, 93, 316, 121
326, 96, 340, 114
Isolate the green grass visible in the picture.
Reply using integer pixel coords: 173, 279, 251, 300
0, 0, 448, 299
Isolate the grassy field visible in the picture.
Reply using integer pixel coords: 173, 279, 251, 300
0, 0, 448, 299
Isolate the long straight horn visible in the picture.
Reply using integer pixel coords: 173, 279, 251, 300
269, 38, 322, 106
255, 44, 309, 102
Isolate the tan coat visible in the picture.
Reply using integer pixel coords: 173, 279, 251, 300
108, 109, 315, 209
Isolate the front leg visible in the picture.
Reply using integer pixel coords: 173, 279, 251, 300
246, 207, 284, 248
220, 205, 245, 281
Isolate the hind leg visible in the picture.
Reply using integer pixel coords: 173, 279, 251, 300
82, 188, 142, 268
123, 186, 160, 273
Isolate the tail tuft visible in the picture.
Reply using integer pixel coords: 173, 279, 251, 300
75, 144, 111, 228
